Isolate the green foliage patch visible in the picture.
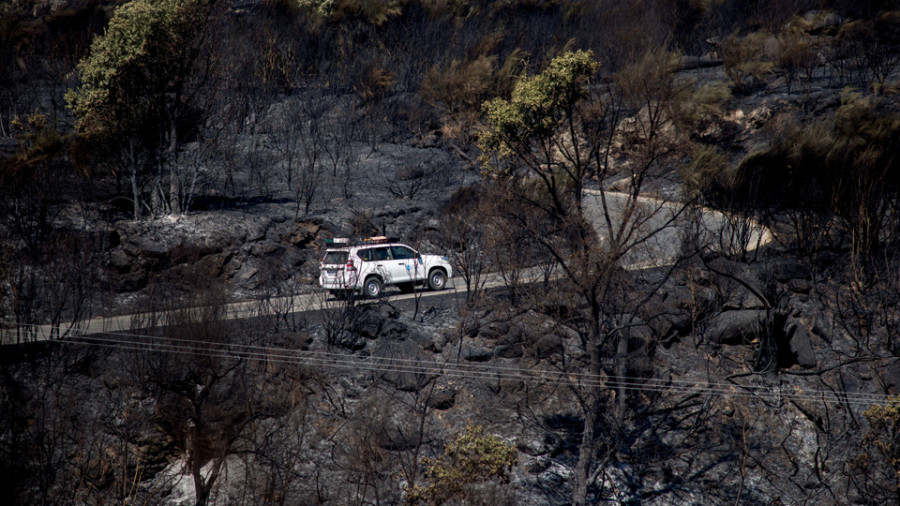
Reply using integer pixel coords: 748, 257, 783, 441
65, 0, 213, 140
479, 49, 599, 165
404, 426, 517, 505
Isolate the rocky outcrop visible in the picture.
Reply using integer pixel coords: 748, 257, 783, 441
784, 315, 817, 369
106, 214, 328, 295
707, 309, 769, 345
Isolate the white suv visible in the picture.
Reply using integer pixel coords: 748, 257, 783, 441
319, 237, 452, 298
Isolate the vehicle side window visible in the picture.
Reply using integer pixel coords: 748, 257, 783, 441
374, 247, 391, 261
391, 246, 416, 260
357, 249, 374, 262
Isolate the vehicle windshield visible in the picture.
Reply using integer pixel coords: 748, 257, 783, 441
322, 251, 348, 264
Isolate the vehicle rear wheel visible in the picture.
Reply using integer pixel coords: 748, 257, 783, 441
427, 269, 446, 291
364, 277, 383, 298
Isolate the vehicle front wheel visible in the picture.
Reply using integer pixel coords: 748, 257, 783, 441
427, 269, 446, 291
364, 277, 383, 298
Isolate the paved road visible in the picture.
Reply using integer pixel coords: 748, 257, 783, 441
1, 191, 771, 344
0, 271, 539, 343
583, 190, 772, 270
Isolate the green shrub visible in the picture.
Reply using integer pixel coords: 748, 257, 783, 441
404, 426, 517, 505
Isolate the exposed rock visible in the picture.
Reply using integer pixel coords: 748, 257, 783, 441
882, 361, 900, 395
426, 388, 457, 410
642, 284, 698, 340
331, 330, 367, 351
679, 55, 723, 70
723, 288, 767, 310
109, 248, 137, 273
102, 213, 288, 293
130, 235, 169, 257
784, 316, 817, 369
288, 220, 321, 247
427, 331, 450, 353
479, 320, 511, 340
795, 10, 843, 35
223, 257, 241, 278
395, 166, 425, 181
810, 313, 834, 344
5, 14, 895, 505
809, 311, 859, 355
462, 341, 493, 362
495, 343, 524, 359
704, 258, 770, 309
373, 338, 434, 391
527, 333, 563, 361
523, 456, 552, 474
196, 252, 230, 279
411, 130, 441, 149
377, 426, 421, 452
516, 425, 559, 458
238, 266, 258, 282
786, 278, 810, 294
355, 309, 389, 339
707, 309, 768, 345
250, 242, 285, 258
768, 258, 810, 284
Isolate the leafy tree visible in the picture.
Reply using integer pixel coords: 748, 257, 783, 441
66, 0, 218, 218
479, 49, 603, 220
479, 47, 697, 505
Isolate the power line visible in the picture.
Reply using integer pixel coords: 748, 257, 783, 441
36, 327, 895, 409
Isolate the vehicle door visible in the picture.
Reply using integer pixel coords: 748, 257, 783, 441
389, 245, 419, 283
367, 246, 398, 283
388, 245, 415, 283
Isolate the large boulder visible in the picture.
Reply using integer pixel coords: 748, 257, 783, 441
768, 258, 810, 284
461, 340, 493, 362
783, 316, 817, 369
373, 337, 435, 392
707, 309, 768, 345
640, 284, 697, 341
287, 220, 322, 247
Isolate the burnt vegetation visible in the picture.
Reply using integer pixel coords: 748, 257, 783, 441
3, 0, 900, 504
